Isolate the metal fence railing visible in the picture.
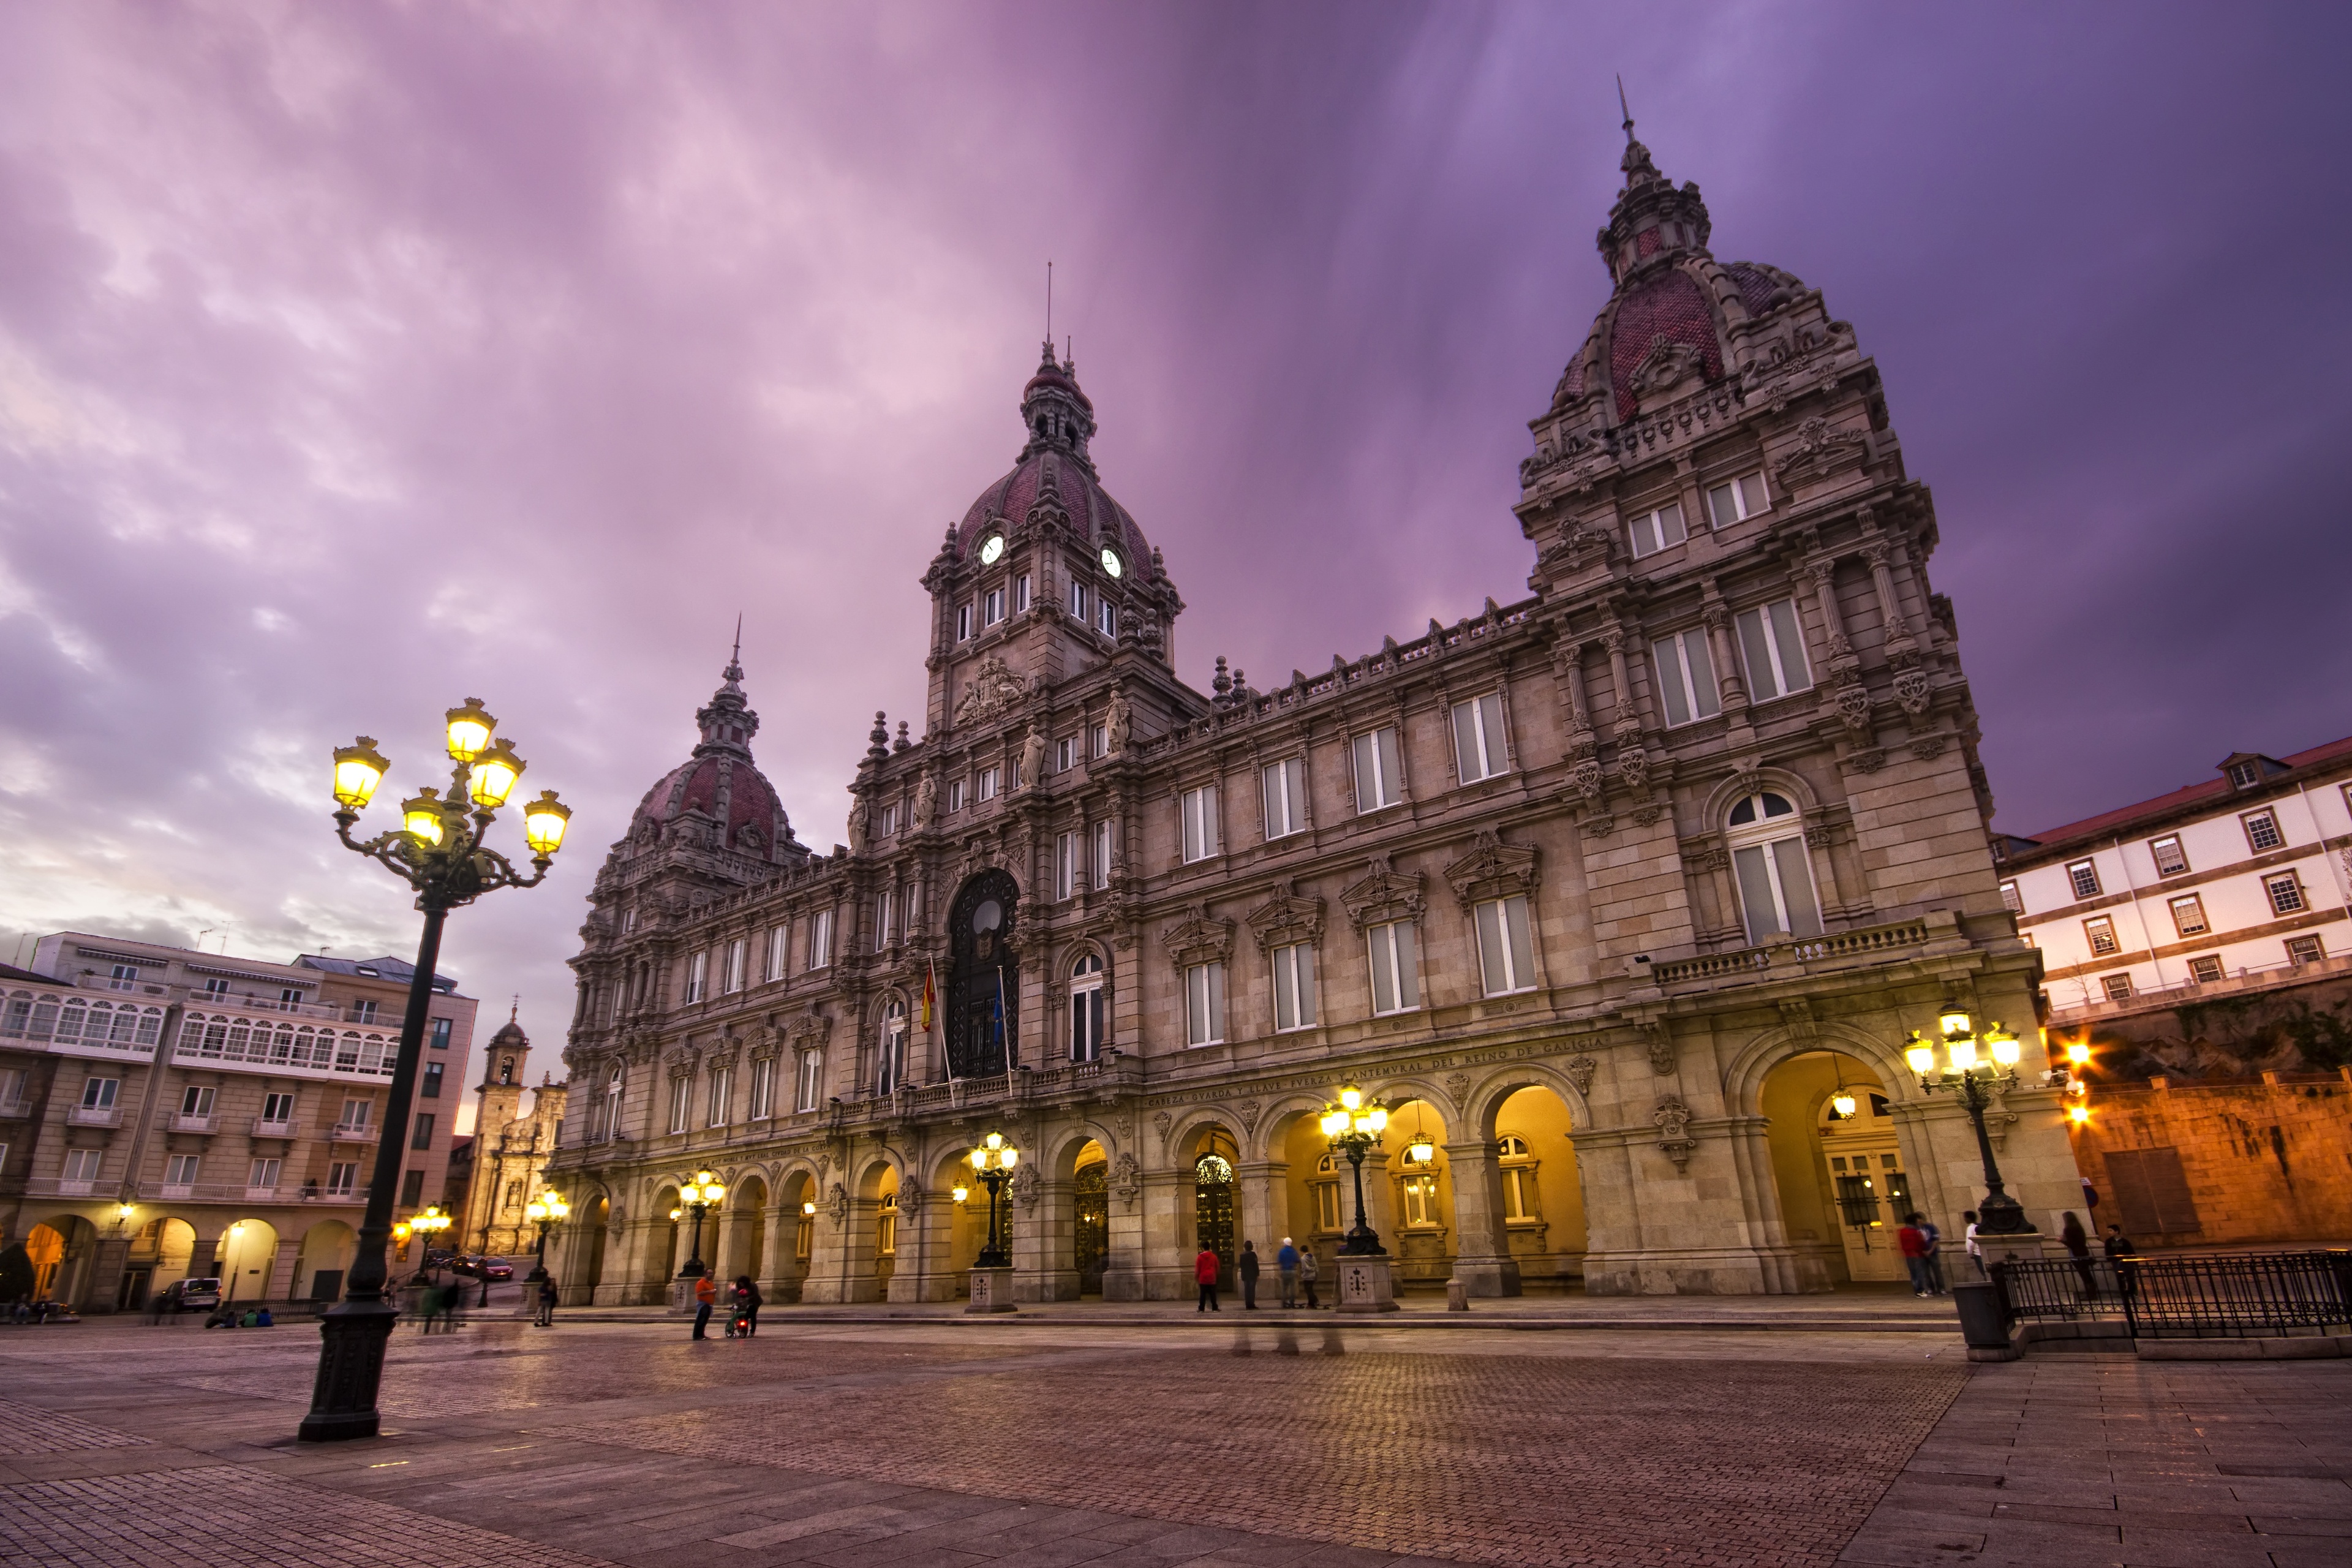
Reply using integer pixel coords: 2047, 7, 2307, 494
1992, 1250, 2352, 1339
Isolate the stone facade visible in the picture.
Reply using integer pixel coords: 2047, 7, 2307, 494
544, 129, 2076, 1306
447, 1008, 568, 1264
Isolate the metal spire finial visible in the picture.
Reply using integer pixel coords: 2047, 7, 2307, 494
1617, 74, 1634, 141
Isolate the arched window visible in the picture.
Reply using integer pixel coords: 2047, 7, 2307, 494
878, 998, 908, 1095
594, 1062, 624, 1141
1069, 953, 1106, 1063
1498, 1134, 1540, 1221
1311, 1152, 1344, 1232
1725, 791, 1823, 941
876, 1191, 899, 1257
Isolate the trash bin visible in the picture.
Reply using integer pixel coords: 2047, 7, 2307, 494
1951, 1280, 2009, 1350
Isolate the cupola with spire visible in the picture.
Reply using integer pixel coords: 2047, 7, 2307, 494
619, 634, 805, 868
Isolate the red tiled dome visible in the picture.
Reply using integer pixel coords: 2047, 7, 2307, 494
1605, 268, 1723, 423
954, 448, 1152, 572
627, 753, 785, 858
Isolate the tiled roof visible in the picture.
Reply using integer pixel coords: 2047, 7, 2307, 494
295, 953, 459, 993
2017, 733, 2352, 848
1606, 267, 1721, 421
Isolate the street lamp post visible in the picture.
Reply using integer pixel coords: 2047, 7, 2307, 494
524, 1189, 569, 1284
1319, 1086, 1390, 1256
405, 1205, 451, 1283
675, 1172, 725, 1278
964, 1133, 1019, 1313
298, 701, 571, 1444
1904, 997, 2035, 1237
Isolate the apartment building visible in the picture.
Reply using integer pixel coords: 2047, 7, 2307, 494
0, 932, 477, 1311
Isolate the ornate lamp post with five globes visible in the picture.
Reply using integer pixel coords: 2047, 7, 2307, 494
1904, 995, 2036, 1238
963, 1131, 1019, 1313
298, 699, 571, 1444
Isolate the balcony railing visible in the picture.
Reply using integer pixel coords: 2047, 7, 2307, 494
1650, 916, 1943, 990
0, 1097, 32, 1118
246, 1184, 279, 1202
57, 1178, 95, 1196
169, 1113, 219, 1134
2045, 951, 2352, 1023
251, 1117, 298, 1138
183, 988, 341, 1020
159, 1182, 195, 1200
66, 1104, 121, 1128
1, 986, 165, 1055
328, 1121, 375, 1142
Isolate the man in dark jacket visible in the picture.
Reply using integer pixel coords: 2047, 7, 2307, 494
1238, 1241, 1261, 1309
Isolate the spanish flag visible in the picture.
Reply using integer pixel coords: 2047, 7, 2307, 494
920, 960, 936, 1030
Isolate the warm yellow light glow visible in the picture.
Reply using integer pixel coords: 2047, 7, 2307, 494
542, 1190, 568, 1221
1000, 1147, 1017, 1169
402, 788, 447, 845
1408, 1134, 1435, 1164
1831, 1091, 1858, 1118
2067, 1104, 2090, 1125
1904, 1033, 1936, 1076
468, 737, 525, 809
2065, 1041, 2092, 1066
1939, 1000, 1973, 1042
985, 1131, 1003, 1150
1948, 1036, 1979, 1071
802, 1200, 817, 1216
1988, 1027, 2022, 1068
229, 1221, 246, 1238
526, 1199, 546, 1223
333, 737, 391, 810
1339, 1085, 1363, 1112
522, 790, 571, 857
952, 1184, 970, 1204
1321, 1109, 1348, 1137
670, 1207, 684, 1222
393, 1221, 412, 1243
444, 697, 495, 763
115, 1202, 136, 1224
971, 1147, 989, 1171
2068, 1078, 2089, 1098
1365, 1106, 1388, 1134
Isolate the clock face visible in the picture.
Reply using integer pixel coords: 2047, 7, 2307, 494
1099, 546, 1123, 579
979, 534, 1005, 566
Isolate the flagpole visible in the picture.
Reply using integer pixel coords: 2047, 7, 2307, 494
996, 967, 1011, 1077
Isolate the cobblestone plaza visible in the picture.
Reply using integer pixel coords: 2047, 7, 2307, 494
2, 1312, 2347, 1568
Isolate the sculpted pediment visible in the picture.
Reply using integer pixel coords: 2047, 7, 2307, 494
953, 653, 1031, 728
1161, 903, 1234, 970
1443, 829, 1539, 907
1340, 854, 1425, 930
1243, 882, 1324, 952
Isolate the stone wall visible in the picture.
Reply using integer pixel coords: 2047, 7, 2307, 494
2070, 1069, 2352, 1247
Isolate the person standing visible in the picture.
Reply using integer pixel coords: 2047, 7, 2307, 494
535, 1275, 559, 1328
692, 1272, 718, 1339
1961, 1211, 1986, 1279
733, 1275, 763, 1338
1275, 1238, 1300, 1309
1918, 1216, 1948, 1296
1194, 1245, 1221, 1313
1896, 1213, 1933, 1297
1238, 1241, 1262, 1310
2059, 1211, 2097, 1298
1299, 1245, 1320, 1309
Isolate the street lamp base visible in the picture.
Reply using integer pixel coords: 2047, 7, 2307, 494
298, 1298, 399, 1442
1333, 1254, 1400, 1314
965, 1264, 1017, 1314
1973, 1192, 2036, 1237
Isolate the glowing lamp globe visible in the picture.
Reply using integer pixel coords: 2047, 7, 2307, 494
1939, 1000, 1973, 1042
1339, 1085, 1363, 1112
1363, 1106, 1388, 1134
1904, 1033, 1937, 1076
526, 1198, 547, 1224
1000, 1147, 1017, 1169
970, 1147, 989, 1171
1947, 1036, 1979, 1072
952, 1184, 970, 1204
402, 788, 447, 846
1407, 1134, 1435, 1164
522, 791, 572, 857
984, 1131, 1004, 1151
1830, 1091, 1858, 1118
1320, 1108, 1348, 1137
332, 737, 391, 811
444, 697, 496, 763
802, 1200, 816, 1217
2066, 1041, 2092, 1066
2067, 1104, 2090, 1125
1988, 1027, 2022, 1068
467, 737, 526, 809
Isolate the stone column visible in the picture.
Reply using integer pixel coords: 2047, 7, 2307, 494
265, 1237, 300, 1303
1139, 1165, 1191, 1301
1702, 595, 1747, 713
760, 1202, 804, 1303
85, 1234, 130, 1314
1099, 1157, 1148, 1302
1019, 1173, 1078, 1303
1234, 1159, 1289, 1289
1442, 1139, 1522, 1297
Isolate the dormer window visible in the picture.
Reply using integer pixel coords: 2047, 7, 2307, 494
2226, 760, 2260, 789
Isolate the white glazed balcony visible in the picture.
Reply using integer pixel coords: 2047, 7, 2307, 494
169, 1113, 219, 1134
66, 1104, 121, 1128
251, 1117, 298, 1138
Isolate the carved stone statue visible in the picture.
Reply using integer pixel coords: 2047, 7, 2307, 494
911, 772, 938, 831
846, 797, 869, 853
1020, 723, 1047, 791
1104, 683, 1132, 755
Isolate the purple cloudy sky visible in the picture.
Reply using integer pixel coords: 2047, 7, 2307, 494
4, 4, 2349, 1125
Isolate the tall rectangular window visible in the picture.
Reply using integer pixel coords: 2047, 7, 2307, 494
766, 925, 789, 982
749, 1057, 775, 1120
429, 1017, 452, 1050
326, 1161, 358, 1197
2168, 895, 2208, 938
1735, 600, 1813, 701
421, 1062, 443, 1099
1999, 880, 2022, 913
707, 1067, 732, 1128
61, 1148, 101, 1188
1014, 574, 1032, 613
1352, 726, 1403, 812
1093, 820, 1113, 889
2149, 835, 2190, 876
956, 603, 973, 641
410, 1112, 435, 1150
877, 801, 897, 838
1069, 581, 1087, 620
1626, 499, 1687, 558
2242, 810, 2284, 853
795, 1051, 824, 1113
723, 938, 746, 994
2264, 873, 2306, 916
685, 951, 707, 1004
248, 1157, 281, 1192
983, 586, 1005, 627
81, 1077, 119, 1109
181, 1085, 216, 1117
1705, 472, 1770, 527
1180, 784, 1219, 863
1091, 723, 1109, 758
1057, 831, 1081, 900
1271, 943, 1317, 1031
1733, 837, 1824, 940
1366, 920, 1420, 1015
668, 1077, 690, 1134
1451, 694, 1508, 783
108, 964, 138, 991
1653, 628, 1721, 726
261, 1092, 293, 1124
1262, 757, 1306, 839
948, 778, 966, 813
807, 909, 834, 970
2084, 914, 2120, 956
1055, 736, 1075, 773
401, 1169, 426, 1207
978, 767, 999, 803
2066, 859, 2101, 900
1096, 598, 1117, 638
875, 892, 895, 951
165, 1154, 201, 1189
1474, 895, 1538, 996
1184, 962, 1226, 1046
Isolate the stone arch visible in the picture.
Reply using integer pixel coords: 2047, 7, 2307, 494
214, 1216, 281, 1308
648, 1183, 683, 1284
1047, 1120, 1120, 1180
1755, 1044, 1908, 1289
1159, 1105, 1242, 1174
1697, 764, 1826, 826
721, 1173, 769, 1286
1721, 1021, 1920, 1118
770, 1166, 817, 1302
1250, 1095, 1331, 1163
1462, 1059, 1597, 1142
567, 1189, 612, 1303
1367, 1087, 1455, 1291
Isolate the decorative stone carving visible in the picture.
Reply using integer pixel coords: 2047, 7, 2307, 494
1238, 1098, 1262, 1133
1244, 881, 1325, 952
826, 1181, 850, 1222
1104, 683, 1132, 754
1020, 724, 1047, 790
1583, 812, 1617, 839
1617, 744, 1651, 792
1910, 735, 1947, 761
1832, 678, 1873, 736
1161, 903, 1235, 971
1803, 821, 1834, 849
1892, 666, 1931, 718
1442, 830, 1539, 908
1771, 416, 1868, 485
1564, 1055, 1597, 1098
1629, 804, 1665, 829
1777, 996, 1819, 1042
1847, 747, 1886, 775
786, 1006, 831, 1052
1153, 1110, 1172, 1149
1109, 1151, 1141, 1210
1641, 1023, 1676, 1076
1653, 1095, 1696, 1173
911, 772, 938, 830
954, 654, 1030, 728
899, 1178, 925, 1218
1341, 855, 1426, 930
1012, 1163, 1041, 1211
1444, 1071, 1471, 1112
1566, 755, 1605, 801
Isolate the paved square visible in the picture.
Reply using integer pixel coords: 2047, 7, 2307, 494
0, 1314, 2343, 1568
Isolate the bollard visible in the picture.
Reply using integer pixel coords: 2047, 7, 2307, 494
1446, 1277, 1468, 1312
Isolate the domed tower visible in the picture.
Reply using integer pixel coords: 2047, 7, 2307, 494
918, 342, 1189, 745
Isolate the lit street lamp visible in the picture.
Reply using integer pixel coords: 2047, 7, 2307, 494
524, 1189, 569, 1284
967, 1132, 1019, 1268
1904, 996, 2034, 1236
403, 1205, 451, 1283
676, 1172, 725, 1278
298, 701, 570, 1444
1319, 1085, 1391, 1257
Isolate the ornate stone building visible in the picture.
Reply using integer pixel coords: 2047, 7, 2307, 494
545, 127, 2077, 1306
447, 1008, 568, 1262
